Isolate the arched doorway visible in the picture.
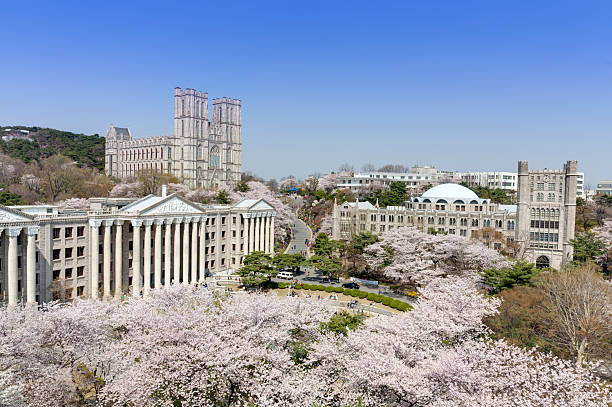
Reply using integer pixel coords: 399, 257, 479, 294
536, 255, 550, 269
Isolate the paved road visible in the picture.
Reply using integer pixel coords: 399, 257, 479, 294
285, 215, 312, 256
273, 266, 413, 303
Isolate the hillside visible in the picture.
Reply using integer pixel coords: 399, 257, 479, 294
0, 126, 105, 170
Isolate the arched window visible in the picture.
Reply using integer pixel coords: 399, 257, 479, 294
209, 145, 220, 169
197, 144, 203, 160
536, 255, 550, 269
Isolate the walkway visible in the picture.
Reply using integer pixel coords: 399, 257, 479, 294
285, 215, 312, 257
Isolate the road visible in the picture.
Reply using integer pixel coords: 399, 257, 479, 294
284, 213, 312, 256
272, 266, 412, 303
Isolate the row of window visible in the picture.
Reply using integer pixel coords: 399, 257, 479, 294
52, 266, 85, 280
530, 220, 560, 229
52, 246, 85, 260
531, 207, 561, 218
530, 232, 559, 242
53, 226, 85, 239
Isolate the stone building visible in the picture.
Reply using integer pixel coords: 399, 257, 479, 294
332, 160, 578, 270
0, 187, 274, 306
105, 87, 242, 189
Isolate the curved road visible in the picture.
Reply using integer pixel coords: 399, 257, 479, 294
285, 215, 312, 256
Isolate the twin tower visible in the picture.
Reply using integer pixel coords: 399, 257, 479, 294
105, 87, 242, 189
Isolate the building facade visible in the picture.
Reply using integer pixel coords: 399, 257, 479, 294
0, 189, 274, 306
105, 87, 242, 189
333, 161, 578, 270
595, 180, 612, 196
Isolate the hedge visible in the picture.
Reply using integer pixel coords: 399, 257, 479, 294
279, 282, 412, 312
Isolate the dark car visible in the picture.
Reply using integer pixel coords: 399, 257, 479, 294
322, 276, 340, 285
342, 282, 360, 289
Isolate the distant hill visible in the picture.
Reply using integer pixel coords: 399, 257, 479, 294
0, 126, 105, 170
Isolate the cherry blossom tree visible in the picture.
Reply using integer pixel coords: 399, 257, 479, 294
1, 282, 610, 406
231, 181, 297, 241
364, 226, 510, 287
57, 197, 90, 210
109, 181, 141, 197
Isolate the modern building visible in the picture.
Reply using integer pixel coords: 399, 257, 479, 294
595, 180, 612, 196
0, 187, 275, 306
457, 171, 518, 192
105, 87, 242, 190
336, 171, 436, 194
333, 160, 578, 270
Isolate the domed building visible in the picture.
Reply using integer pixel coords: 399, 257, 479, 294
332, 160, 578, 270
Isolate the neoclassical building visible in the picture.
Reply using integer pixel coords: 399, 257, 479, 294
0, 188, 275, 306
105, 87, 242, 189
333, 160, 578, 270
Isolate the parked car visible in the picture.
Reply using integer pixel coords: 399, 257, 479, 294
278, 271, 294, 280
342, 282, 360, 289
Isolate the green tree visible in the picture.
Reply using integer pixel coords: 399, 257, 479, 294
481, 259, 539, 294
313, 233, 344, 258
0, 190, 24, 205
570, 232, 607, 264
237, 251, 276, 285
216, 190, 231, 204
234, 181, 249, 193
307, 255, 342, 278
320, 311, 364, 335
272, 253, 306, 271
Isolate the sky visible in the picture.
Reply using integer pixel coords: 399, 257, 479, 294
1, 1, 611, 185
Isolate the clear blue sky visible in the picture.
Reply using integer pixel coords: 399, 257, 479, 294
1, 1, 611, 185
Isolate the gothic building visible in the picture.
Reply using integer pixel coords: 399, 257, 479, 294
333, 160, 578, 270
105, 87, 242, 189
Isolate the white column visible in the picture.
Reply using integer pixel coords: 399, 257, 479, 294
199, 217, 206, 282
174, 217, 182, 283
103, 220, 113, 300
131, 219, 142, 297
191, 218, 198, 284
164, 219, 172, 286
114, 220, 123, 300
244, 216, 250, 255
263, 216, 269, 254
269, 215, 275, 255
89, 220, 101, 300
249, 216, 254, 253
154, 219, 163, 289
7, 227, 21, 306
143, 220, 153, 297
257, 215, 263, 252
26, 226, 39, 305
182, 217, 191, 283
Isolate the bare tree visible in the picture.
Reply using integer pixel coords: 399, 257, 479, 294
137, 169, 179, 196
361, 163, 376, 172
337, 163, 354, 173
378, 164, 409, 173
537, 264, 611, 367
266, 178, 279, 192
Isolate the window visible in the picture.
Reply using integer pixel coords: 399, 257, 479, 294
77, 246, 85, 257
77, 286, 84, 297
65, 228, 73, 238
472, 219, 479, 227
65, 248, 73, 258
53, 269, 61, 280
209, 145, 220, 169
53, 228, 61, 239
77, 226, 85, 237
53, 249, 61, 260
65, 268, 73, 279
77, 266, 84, 277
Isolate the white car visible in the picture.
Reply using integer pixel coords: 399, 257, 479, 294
278, 271, 294, 280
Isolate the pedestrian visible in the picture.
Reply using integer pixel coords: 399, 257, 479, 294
318, 295, 320, 300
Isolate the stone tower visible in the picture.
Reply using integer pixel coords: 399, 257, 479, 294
173, 88, 209, 187
209, 97, 242, 188
515, 160, 578, 270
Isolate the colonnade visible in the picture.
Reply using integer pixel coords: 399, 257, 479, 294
0, 226, 39, 307
242, 212, 274, 255
89, 216, 207, 300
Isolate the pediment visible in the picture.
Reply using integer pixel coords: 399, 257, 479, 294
250, 199, 274, 210
0, 206, 32, 222
141, 195, 204, 215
